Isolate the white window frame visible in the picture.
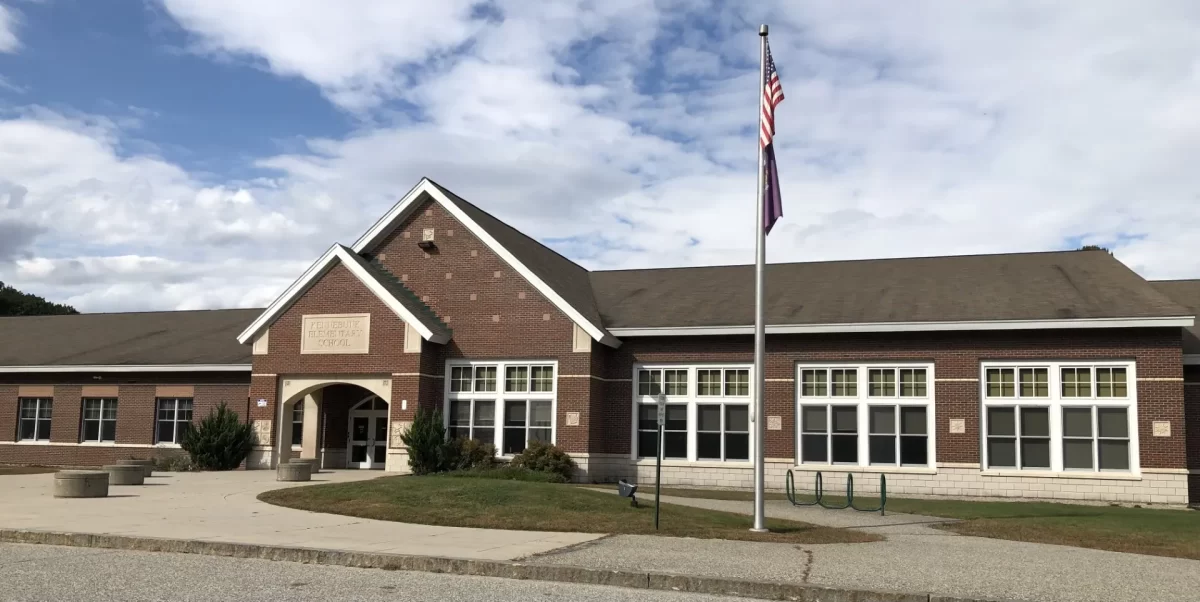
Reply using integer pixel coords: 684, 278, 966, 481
80, 398, 118, 443
155, 397, 193, 445
18, 397, 52, 441
631, 364, 754, 463
980, 360, 1139, 475
291, 401, 304, 450
796, 362, 936, 469
444, 360, 556, 457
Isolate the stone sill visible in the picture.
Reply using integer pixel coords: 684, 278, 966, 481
980, 470, 1142, 481
632, 459, 754, 469
792, 464, 938, 475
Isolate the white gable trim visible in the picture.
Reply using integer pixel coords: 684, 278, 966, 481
236, 244, 449, 345
608, 315, 1196, 337
352, 178, 619, 348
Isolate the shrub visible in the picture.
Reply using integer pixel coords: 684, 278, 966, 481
453, 438, 497, 471
510, 440, 576, 482
180, 402, 254, 471
153, 454, 195, 472
401, 407, 455, 475
444, 465, 567, 483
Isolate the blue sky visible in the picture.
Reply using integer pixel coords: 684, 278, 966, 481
1, 1, 1199, 312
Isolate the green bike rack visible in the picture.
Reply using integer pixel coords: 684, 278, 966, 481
785, 469, 887, 516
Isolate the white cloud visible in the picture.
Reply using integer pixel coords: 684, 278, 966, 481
0, 3, 19, 53
6, 2, 1200, 314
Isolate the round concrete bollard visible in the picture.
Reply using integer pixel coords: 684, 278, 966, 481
277, 462, 312, 482
117, 458, 154, 478
289, 458, 318, 473
54, 470, 110, 498
103, 464, 146, 486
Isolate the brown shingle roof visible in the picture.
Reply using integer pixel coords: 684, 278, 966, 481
1150, 279, 1200, 354
0, 308, 260, 367
589, 250, 1191, 329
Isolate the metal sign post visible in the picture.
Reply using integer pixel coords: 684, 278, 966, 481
655, 394, 666, 530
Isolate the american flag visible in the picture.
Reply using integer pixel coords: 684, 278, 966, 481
760, 40, 784, 234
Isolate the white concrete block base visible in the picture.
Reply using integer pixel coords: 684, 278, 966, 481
572, 454, 1190, 506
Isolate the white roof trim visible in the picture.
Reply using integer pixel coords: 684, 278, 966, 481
237, 244, 449, 345
0, 364, 252, 373
608, 316, 1197, 337
352, 178, 618, 348
1184, 354, 1200, 365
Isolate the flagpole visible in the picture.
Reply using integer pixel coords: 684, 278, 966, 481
751, 23, 769, 534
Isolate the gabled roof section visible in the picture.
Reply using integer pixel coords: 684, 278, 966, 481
351, 178, 618, 347
1149, 279, 1200, 355
590, 250, 1196, 335
237, 244, 451, 345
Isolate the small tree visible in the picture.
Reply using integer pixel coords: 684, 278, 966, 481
181, 402, 254, 470
511, 440, 576, 482
401, 407, 453, 475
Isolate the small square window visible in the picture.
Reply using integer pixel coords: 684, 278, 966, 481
831, 369, 857, 396
1061, 367, 1092, 398
801, 370, 828, 396
638, 369, 662, 396
1018, 368, 1049, 397
724, 369, 749, 396
505, 366, 529, 392
986, 368, 1015, 397
450, 367, 472, 393
697, 370, 721, 396
664, 369, 688, 396
474, 366, 497, 392
868, 369, 896, 397
899, 369, 926, 397
1095, 368, 1127, 398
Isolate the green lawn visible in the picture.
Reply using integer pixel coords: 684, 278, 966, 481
258, 476, 878, 545
628, 486, 1200, 560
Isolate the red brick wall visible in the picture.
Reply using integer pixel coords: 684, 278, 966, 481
601, 328, 1186, 468
1185, 366, 1200, 503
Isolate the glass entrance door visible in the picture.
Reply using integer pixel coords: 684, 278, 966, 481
347, 396, 389, 469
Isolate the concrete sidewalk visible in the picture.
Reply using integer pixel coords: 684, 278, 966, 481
529, 492, 1200, 602
0, 470, 597, 560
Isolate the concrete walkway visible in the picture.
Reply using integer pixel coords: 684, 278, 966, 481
0, 470, 598, 561
530, 492, 1200, 602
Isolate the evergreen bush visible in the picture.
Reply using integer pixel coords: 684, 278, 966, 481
180, 402, 253, 470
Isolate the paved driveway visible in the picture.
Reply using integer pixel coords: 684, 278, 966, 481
0, 470, 599, 561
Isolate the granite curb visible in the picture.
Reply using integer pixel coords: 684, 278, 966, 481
0, 529, 1026, 602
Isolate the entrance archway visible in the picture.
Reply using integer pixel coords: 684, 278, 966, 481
274, 376, 393, 470
347, 395, 389, 470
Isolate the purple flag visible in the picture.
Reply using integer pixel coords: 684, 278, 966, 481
763, 144, 783, 233
760, 40, 784, 234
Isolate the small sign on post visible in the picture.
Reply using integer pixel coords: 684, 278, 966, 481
654, 393, 666, 530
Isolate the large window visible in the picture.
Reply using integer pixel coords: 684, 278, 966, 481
982, 362, 1136, 473
291, 402, 304, 447
156, 398, 193, 444
81, 398, 117, 443
18, 398, 52, 441
796, 364, 934, 468
445, 361, 555, 455
634, 365, 752, 462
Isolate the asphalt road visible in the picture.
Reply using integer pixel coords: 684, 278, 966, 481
0, 543, 739, 602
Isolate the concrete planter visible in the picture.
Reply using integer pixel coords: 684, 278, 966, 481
117, 459, 154, 478
53, 471, 109, 498
277, 462, 312, 482
103, 465, 146, 486
288, 458, 319, 473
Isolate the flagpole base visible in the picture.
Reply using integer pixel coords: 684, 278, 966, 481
749, 528, 769, 533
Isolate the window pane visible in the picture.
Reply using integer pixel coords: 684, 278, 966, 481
1019, 368, 1049, 397
474, 427, 495, 446
987, 407, 1015, 436
831, 369, 857, 396
801, 434, 827, 463
1097, 408, 1128, 438
899, 369, 926, 397
638, 370, 661, 396
157, 421, 175, 443
697, 405, 721, 431
725, 406, 749, 432
530, 366, 554, 392
529, 400, 552, 427
663, 432, 687, 459
1021, 408, 1050, 438
1020, 438, 1050, 469
19, 420, 35, 440
449, 400, 470, 426
1111, 368, 1127, 397
900, 436, 928, 465
1063, 439, 1093, 470
697, 432, 721, 459
986, 369, 1015, 397
868, 369, 896, 396
505, 366, 528, 392
831, 435, 857, 463
869, 435, 896, 464
1062, 408, 1092, 437
528, 427, 551, 445
832, 406, 857, 433
869, 406, 894, 434
697, 370, 720, 396
100, 420, 116, 442
83, 400, 101, 420
475, 367, 497, 392
637, 405, 657, 430
502, 428, 525, 455
504, 401, 526, 426
40, 399, 52, 419
637, 431, 658, 458
801, 370, 828, 396
987, 438, 1016, 467
725, 433, 749, 460
102, 400, 117, 420
801, 406, 826, 433
664, 370, 688, 396
291, 420, 304, 446
474, 401, 496, 427
900, 407, 927, 435
83, 420, 99, 441
725, 369, 749, 396
1098, 440, 1130, 470
450, 367, 471, 392
664, 405, 687, 431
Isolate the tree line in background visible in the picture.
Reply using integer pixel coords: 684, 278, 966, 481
0, 281, 77, 316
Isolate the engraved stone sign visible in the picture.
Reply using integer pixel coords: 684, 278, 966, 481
391, 421, 412, 447
767, 415, 782, 431
949, 419, 966, 434
565, 412, 580, 427
251, 420, 273, 446
301, 313, 370, 354
1153, 421, 1171, 437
